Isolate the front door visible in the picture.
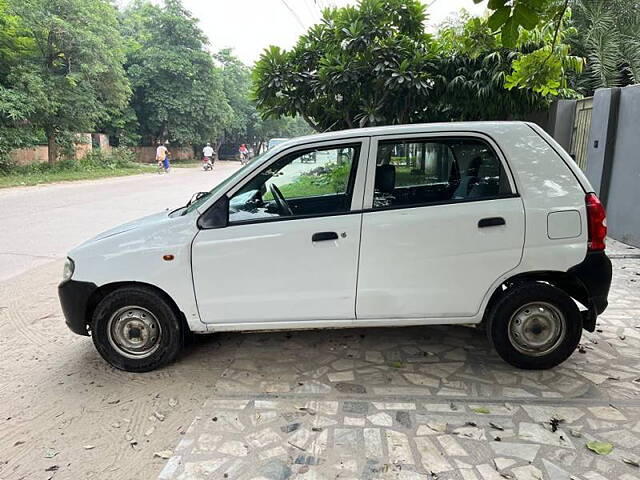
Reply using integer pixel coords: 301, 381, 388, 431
192, 139, 369, 325
356, 134, 525, 320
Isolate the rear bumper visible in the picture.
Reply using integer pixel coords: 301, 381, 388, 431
568, 251, 612, 331
58, 280, 97, 336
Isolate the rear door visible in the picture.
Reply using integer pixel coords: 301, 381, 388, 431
356, 133, 525, 320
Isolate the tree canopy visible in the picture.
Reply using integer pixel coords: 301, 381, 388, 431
252, 0, 583, 131
2, 0, 130, 163
569, 0, 640, 92
0, 0, 304, 166
482, 0, 640, 94
119, 0, 231, 147
253, 0, 437, 131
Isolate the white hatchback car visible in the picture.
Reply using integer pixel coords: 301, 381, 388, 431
59, 122, 612, 372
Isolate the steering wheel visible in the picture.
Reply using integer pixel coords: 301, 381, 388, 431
269, 183, 293, 216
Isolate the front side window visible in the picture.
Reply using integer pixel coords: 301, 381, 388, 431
373, 137, 512, 209
229, 144, 360, 223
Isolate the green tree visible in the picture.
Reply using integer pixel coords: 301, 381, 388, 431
214, 48, 254, 152
120, 0, 231, 147
0, 0, 43, 168
7, 0, 130, 163
253, 0, 582, 128
253, 0, 435, 131
476, 0, 569, 47
428, 14, 581, 121
569, 0, 640, 92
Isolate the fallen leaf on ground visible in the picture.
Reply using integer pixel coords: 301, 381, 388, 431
473, 407, 490, 414
153, 450, 173, 459
586, 441, 613, 455
43, 449, 58, 459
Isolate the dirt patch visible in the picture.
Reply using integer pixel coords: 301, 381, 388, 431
0, 260, 231, 480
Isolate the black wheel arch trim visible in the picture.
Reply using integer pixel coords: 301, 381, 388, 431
58, 279, 97, 336
58, 280, 189, 337
483, 251, 612, 333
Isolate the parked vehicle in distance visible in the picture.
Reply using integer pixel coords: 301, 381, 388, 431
59, 122, 612, 372
268, 137, 288, 150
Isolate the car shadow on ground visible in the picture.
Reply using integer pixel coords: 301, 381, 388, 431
60, 320, 635, 402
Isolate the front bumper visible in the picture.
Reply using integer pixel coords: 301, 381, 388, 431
58, 280, 97, 336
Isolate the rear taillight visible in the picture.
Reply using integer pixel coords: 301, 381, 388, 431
585, 193, 607, 251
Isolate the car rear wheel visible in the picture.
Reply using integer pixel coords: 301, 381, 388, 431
92, 286, 183, 372
487, 282, 582, 370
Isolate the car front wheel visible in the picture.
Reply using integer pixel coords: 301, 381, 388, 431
91, 286, 183, 372
487, 282, 582, 370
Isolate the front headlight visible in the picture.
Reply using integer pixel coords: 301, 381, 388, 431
62, 257, 75, 282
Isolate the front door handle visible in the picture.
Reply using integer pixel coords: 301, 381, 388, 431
312, 231, 339, 242
478, 217, 506, 228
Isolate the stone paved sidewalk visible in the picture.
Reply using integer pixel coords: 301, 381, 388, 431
158, 259, 640, 480
607, 238, 640, 259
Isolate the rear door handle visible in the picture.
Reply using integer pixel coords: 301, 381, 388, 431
312, 231, 339, 242
478, 217, 506, 228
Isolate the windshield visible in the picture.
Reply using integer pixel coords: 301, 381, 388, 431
183, 153, 268, 214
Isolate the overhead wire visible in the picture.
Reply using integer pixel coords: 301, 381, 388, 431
280, 0, 308, 30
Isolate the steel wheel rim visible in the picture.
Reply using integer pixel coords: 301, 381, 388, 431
107, 306, 162, 359
508, 301, 566, 357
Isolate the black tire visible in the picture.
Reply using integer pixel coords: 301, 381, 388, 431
487, 282, 582, 370
91, 286, 183, 372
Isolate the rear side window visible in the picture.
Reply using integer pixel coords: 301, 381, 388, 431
373, 137, 512, 209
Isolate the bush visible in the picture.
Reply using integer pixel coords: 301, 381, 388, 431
0, 147, 140, 180
79, 147, 136, 170
0, 154, 15, 173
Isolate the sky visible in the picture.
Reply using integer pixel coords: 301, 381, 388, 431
145, 0, 488, 65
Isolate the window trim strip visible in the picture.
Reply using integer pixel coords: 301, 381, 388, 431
224, 192, 520, 228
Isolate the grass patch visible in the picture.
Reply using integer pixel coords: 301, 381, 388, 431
277, 175, 339, 198
264, 162, 351, 200
0, 148, 149, 188
169, 158, 200, 168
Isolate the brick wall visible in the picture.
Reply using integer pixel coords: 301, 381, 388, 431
131, 146, 195, 163
9, 133, 94, 165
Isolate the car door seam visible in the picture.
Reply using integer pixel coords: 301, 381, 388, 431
353, 137, 373, 321
189, 228, 207, 327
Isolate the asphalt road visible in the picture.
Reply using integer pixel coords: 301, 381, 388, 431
0, 162, 241, 282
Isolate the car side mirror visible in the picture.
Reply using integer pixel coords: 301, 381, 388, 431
197, 195, 229, 229
188, 191, 209, 206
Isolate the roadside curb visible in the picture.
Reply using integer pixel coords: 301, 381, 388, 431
609, 253, 640, 259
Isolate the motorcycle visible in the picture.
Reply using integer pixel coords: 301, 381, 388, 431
202, 157, 213, 171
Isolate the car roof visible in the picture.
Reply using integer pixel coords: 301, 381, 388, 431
296, 121, 526, 140
269, 121, 531, 151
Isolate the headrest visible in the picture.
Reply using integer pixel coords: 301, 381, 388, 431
375, 164, 396, 193
467, 156, 483, 176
